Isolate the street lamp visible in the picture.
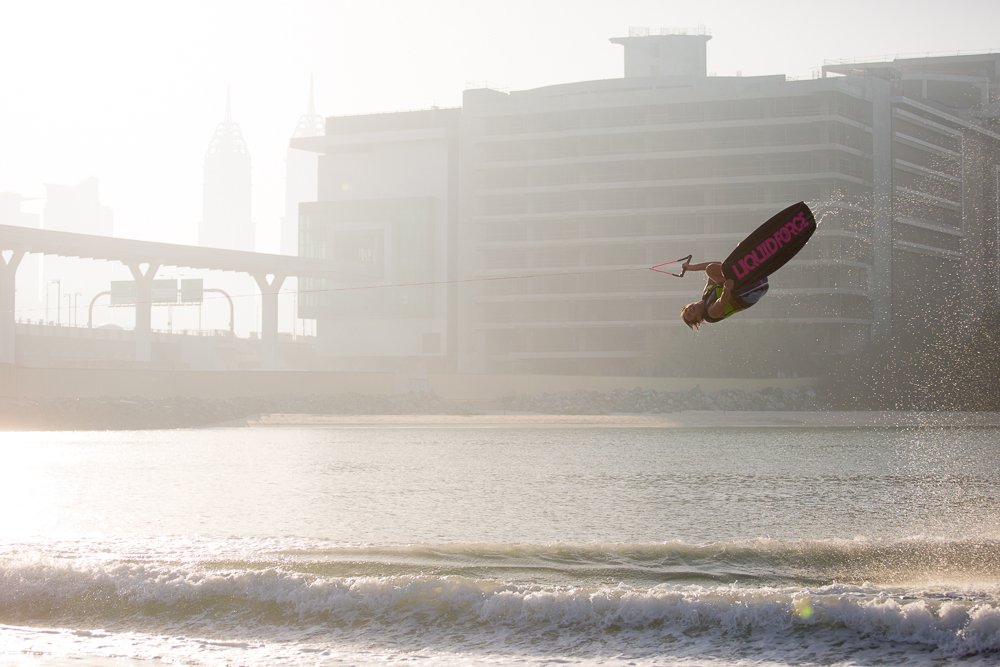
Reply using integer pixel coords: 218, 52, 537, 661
65, 292, 81, 327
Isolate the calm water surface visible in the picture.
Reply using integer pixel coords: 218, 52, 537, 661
1, 423, 999, 665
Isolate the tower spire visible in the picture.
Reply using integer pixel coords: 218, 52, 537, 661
308, 74, 316, 116
202, 86, 252, 251
207, 87, 248, 157
293, 76, 325, 138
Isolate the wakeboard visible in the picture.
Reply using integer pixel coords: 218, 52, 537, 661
722, 202, 816, 289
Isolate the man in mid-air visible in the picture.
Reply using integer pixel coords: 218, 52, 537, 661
679, 259, 769, 330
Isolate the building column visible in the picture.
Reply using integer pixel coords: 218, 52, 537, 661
253, 272, 285, 369
129, 262, 160, 363
0, 249, 25, 364
960, 133, 989, 320
869, 78, 894, 342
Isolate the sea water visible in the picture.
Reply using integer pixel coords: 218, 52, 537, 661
1, 421, 999, 665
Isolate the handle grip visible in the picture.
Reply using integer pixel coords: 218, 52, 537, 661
649, 254, 693, 277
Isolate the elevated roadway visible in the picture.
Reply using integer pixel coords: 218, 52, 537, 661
0, 224, 365, 367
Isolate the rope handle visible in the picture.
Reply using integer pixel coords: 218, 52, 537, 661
649, 254, 693, 278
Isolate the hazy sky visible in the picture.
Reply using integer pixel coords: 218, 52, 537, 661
2, 0, 998, 250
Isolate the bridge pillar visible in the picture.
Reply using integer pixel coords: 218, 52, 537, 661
128, 262, 160, 363
0, 249, 25, 364
253, 272, 285, 369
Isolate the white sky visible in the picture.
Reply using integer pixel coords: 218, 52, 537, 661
2, 0, 999, 250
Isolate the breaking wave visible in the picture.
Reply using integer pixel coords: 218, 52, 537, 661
2, 538, 1000, 663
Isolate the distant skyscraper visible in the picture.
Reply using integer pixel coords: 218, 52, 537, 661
42, 178, 112, 235
282, 77, 324, 256
0, 192, 40, 230
201, 90, 253, 251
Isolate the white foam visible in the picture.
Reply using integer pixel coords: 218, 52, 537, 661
2, 556, 999, 661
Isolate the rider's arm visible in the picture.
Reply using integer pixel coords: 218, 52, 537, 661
706, 280, 735, 319
682, 260, 715, 272
681, 262, 726, 285
682, 260, 726, 283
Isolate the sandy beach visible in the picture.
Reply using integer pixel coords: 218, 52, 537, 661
248, 410, 1000, 429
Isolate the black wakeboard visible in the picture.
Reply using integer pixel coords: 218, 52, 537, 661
722, 202, 816, 289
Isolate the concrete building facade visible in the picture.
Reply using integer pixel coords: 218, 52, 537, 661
294, 108, 461, 373
298, 36, 1000, 379
820, 55, 1000, 340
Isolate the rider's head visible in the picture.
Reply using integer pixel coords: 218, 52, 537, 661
680, 301, 706, 330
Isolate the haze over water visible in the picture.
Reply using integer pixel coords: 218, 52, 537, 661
2, 421, 999, 665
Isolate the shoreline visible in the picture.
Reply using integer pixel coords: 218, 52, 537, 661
246, 410, 1000, 429
1, 389, 997, 431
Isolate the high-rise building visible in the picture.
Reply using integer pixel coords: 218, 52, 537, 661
294, 108, 461, 372
42, 178, 112, 235
822, 54, 1000, 340
0, 193, 40, 230
41, 178, 114, 326
460, 35, 999, 377
297, 33, 1000, 379
201, 90, 253, 251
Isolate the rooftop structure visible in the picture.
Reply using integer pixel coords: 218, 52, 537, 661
610, 30, 711, 78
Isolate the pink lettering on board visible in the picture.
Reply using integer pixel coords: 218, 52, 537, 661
730, 210, 812, 280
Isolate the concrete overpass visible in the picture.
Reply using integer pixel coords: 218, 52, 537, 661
0, 224, 365, 368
